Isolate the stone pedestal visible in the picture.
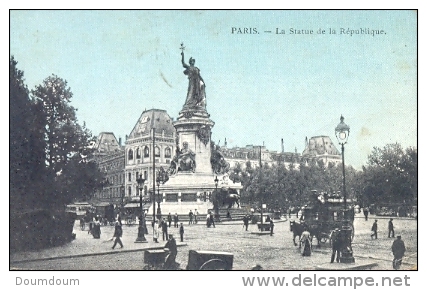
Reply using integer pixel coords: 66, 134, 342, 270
174, 109, 214, 175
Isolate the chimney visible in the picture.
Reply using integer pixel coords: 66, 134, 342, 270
119, 137, 122, 146
281, 138, 284, 153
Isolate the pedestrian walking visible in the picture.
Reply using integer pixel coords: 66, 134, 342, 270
269, 219, 274, 236
243, 215, 249, 231
209, 211, 216, 228
363, 207, 369, 221
161, 218, 168, 241
330, 228, 342, 263
188, 210, 193, 225
371, 219, 378, 239
388, 218, 395, 238
92, 216, 101, 239
179, 223, 184, 242
194, 209, 198, 224
153, 220, 159, 243
111, 220, 123, 249
167, 213, 172, 228
174, 213, 179, 228
392, 235, 406, 270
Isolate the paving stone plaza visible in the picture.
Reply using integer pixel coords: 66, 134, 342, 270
10, 212, 417, 270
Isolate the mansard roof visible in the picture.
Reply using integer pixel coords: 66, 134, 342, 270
93, 132, 121, 153
302, 135, 340, 157
128, 109, 175, 140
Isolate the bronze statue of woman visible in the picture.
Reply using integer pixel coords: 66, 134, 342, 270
181, 50, 206, 109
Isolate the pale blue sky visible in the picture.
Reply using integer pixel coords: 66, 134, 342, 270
10, 10, 417, 169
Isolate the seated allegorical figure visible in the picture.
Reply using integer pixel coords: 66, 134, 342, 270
168, 141, 196, 174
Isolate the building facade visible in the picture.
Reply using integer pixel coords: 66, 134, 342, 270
91, 114, 342, 211
91, 132, 126, 206
301, 136, 341, 166
124, 109, 176, 201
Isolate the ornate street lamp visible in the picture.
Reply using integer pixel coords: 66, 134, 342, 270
335, 115, 354, 263
214, 175, 220, 221
135, 174, 147, 243
156, 167, 166, 220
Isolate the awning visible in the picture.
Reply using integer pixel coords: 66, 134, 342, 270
93, 202, 111, 207
124, 203, 151, 210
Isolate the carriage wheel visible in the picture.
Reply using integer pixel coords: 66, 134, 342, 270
199, 259, 227, 270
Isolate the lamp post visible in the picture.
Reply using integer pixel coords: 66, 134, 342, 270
214, 175, 219, 221
335, 115, 354, 263
135, 174, 147, 243
156, 168, 166, 220
120, 185, 125, 211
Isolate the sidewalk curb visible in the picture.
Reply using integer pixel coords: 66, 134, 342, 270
10, 244, 188, 265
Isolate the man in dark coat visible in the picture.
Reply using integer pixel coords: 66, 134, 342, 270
179, 223, 184, 242
392, 235, 406, 269
112, 221, 123, 249
173, 213, 179, 228
388, 218, 395, 238
209, 211, 216, 228
167, 213, 172, 228
188, 210, 193, 225
243, 215, 250, 231
161, 218, 168, 241
363, 207, 369, 221
371, 219, 378, 239
330, 228, 341, 263
269, 219, 274, 236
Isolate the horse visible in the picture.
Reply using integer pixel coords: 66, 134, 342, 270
223, 193, 240, 209
290, 220, 305, 246
290, 220, 322, 249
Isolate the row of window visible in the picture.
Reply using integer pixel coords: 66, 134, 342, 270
128, 146, 172, 160
128, 170, 148, 182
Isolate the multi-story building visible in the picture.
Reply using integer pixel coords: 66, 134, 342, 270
219, 136, 341, 170
301, 136, 341, 166
91, 132, 125, 206
124, 109, 176, 201
91, 114, 342, 212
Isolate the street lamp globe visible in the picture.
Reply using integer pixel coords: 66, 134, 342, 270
335, 115, 350, 145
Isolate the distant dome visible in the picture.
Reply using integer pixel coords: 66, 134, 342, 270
302, 136, 340, 156
128, 109, 175, 139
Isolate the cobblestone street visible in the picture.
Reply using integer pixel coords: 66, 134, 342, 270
10, 213, 417, 270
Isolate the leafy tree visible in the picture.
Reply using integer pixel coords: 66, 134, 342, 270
362, 143, 417, 205
55, 153, 105, 204
31, 75, 82, 174
10, 56, 46, 210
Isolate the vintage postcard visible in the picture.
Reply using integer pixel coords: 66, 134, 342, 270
10, 8, 417, 287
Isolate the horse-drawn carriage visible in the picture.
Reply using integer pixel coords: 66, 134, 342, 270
290, 192, 355, 249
